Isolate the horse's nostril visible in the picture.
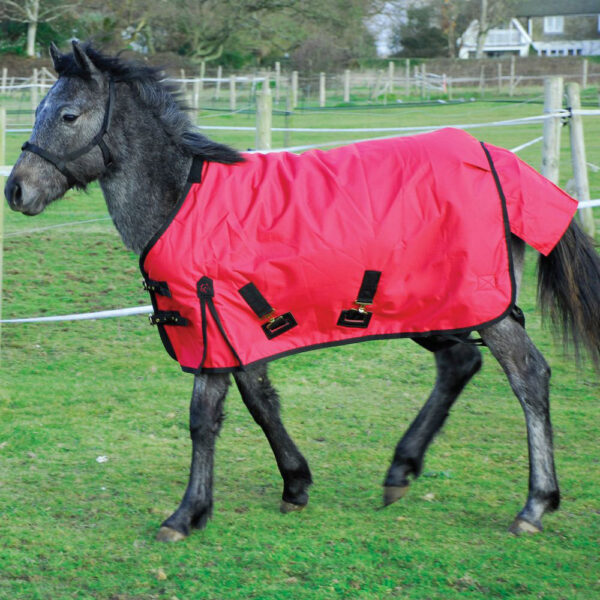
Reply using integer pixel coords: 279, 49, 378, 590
4, 177, 23, 210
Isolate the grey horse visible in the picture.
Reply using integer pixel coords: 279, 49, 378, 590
5, 42, 600, 541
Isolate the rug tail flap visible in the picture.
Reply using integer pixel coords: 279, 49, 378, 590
484, 143, 578, 256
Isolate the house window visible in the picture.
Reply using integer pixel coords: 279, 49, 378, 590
544, 16, 564, 34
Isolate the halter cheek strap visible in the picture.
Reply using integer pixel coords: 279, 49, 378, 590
22, 77, 115, 188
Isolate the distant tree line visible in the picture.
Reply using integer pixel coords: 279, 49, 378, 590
0, 0, 518, 68
0, 0, 382, 71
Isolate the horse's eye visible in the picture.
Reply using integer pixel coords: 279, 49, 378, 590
62, 113, 79, 123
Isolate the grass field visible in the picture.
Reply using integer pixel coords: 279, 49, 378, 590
1, 99, 599, 599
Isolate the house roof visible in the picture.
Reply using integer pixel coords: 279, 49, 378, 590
515, 0, 600, 17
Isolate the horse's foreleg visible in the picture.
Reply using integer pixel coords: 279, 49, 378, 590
478, 318, 560, 534
383, 342, 482, 505
157, 373, 230, 542
234, 366, 312, 513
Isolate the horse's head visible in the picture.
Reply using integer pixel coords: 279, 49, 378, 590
5, 41, 114, 216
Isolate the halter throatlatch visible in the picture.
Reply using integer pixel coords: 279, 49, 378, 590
21, 78, 115, 187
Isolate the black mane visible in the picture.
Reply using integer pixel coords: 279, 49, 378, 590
56, 43, 242, 165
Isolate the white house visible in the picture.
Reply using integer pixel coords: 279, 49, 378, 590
459, 0, 600, 58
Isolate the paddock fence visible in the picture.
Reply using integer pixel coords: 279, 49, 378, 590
2, 57, 600, 125
0, 76, 599, 331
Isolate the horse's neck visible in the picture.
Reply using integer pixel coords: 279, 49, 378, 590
99, 97, 192, 255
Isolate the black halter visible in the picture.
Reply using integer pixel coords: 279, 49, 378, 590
22, 77, 115, 188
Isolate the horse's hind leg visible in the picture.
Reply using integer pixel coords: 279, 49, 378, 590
478, 318, 560, 534
157, 373, 230, 542
383, 342, 482, 505
234, 365, 312, 513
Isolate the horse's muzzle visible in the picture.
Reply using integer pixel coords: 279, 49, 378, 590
4, 174, 44, 215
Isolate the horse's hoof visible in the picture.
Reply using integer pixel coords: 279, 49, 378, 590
156, 526, 187, 542
280, 500, 306, 514
508, 518, 542, 535
383, 485, 409, 506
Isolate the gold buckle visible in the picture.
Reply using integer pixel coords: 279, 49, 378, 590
355, 302, 371, 314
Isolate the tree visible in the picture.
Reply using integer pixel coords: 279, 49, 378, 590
0, 0, 78, 57
385, 0, 519, 59
390, 3, 449, 58
459, 0, 518, 58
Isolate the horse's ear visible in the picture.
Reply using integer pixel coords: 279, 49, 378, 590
49, 42, 62, 72
71, 40, 100, 80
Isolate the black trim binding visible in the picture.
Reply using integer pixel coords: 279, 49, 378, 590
139, 156, 204, 272
480, 140, 517, 308
197, 276, 243, 371
139, 155, 205, 363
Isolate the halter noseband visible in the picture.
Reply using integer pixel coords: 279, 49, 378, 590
22, 77, 115, 187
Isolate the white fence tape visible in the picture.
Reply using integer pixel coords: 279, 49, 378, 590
509, 136, 543, 154
0, 305, 153, 324
6, 111, 569, 137
578, 199, 600, 208
5, 217, 112, 238
197, 111, 568, 134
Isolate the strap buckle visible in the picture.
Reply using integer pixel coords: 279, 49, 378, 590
262, 312, 298, 340
239, 282, 297, 340
148, 311, 188, 326
337, 270, 381, 329
337, 304, 373, 328
142, 278, 171, 297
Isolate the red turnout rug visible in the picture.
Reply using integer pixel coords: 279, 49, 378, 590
140, 128, 578, 373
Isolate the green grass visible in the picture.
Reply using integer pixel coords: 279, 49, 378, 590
1, 101, 599, 599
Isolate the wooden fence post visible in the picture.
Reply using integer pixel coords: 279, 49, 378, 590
275, 61, 281, 104
0, 107, 5, 352
582, 59, 588, 88
541, 77, 564, 184
39, 68, 46, 96
405, 59, 410, 97
214, 66, 223, 100
372, 69, 383, 101
1, 68, 6, 95
343, 69, 350, 103
319, 72, 326, 107
199, 60, 205, 91
497, 62, 502, 93
388, 61, 394, 95
255, 78, 272, 150
509, 55, 516, 97
31, 68, 39, 121
179, 69, 187, 103
193, 78, 201, 119
566, 82, 595, 236
479, 64, 485, 97
291, 70, 298, 108
229, 74, 236, 111
420, 64, 426, 99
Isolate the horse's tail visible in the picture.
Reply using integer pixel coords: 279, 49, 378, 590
537, 219, 600, 364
